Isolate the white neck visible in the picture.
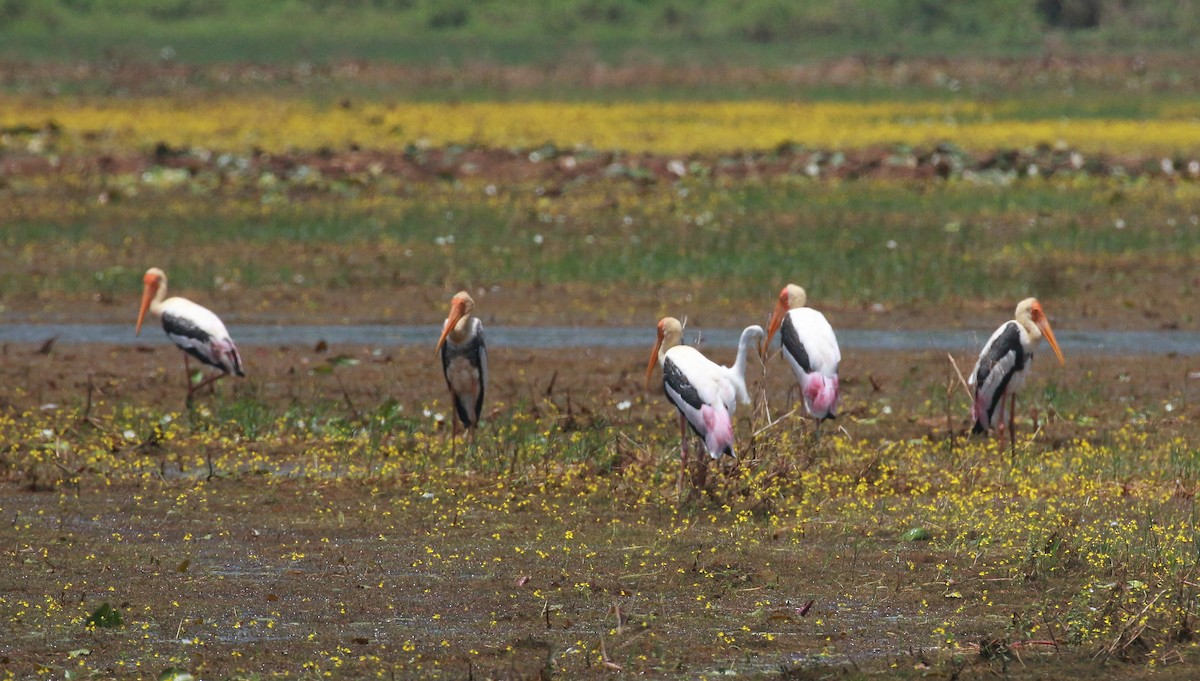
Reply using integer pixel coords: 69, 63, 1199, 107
447, 314, 474, 344
148, 282, 169, 318
727, 325, 764, 404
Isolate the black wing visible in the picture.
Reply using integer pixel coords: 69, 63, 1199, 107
662, 357, 704, 411
161, 311, 222, 369
780, 314, 812, 373
441, 330, 487, 427
974, 322, 1025, 386
971, 322, 1026, 432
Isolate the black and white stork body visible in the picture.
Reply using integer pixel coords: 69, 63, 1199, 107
765, 284, 841, 425
434, 291, 487, 434
969, 297, 1065, 442
135, 267, 244, 404
646, 318, 763, 495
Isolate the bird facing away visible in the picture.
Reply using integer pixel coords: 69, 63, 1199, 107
765, 284, 841, 425
435, 291, 487, 433
135, 267, 244, 405
969, 297, 1065, 443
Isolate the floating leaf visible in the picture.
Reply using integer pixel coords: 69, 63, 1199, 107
67, 648, 90, 658
328, 355, 360, 367
87, 602, 123, 628
176, 559, 190, 573
901, 527, 932, 542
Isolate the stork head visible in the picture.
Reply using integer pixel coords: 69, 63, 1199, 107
764, 284, 806, 354
645, 317, 683, 387
1017, 297, 1065, 366
136, 267, 167, 336
434, 291, 475, 354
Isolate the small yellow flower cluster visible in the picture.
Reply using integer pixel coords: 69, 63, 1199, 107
4, 97, 1198, 155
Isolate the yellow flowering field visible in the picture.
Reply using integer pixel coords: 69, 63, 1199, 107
1, 343, 1198, 679
5, 97, 1200, 155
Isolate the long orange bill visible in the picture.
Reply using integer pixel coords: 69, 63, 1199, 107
645, 331, 664, 389
135, 284, 154, 336
1037, 318, 1066, 366
434, 304, 465, 355
763, 299, 787, 356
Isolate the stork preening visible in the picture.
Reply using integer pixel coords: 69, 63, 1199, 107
646, 317, 763, 497
969, 297, 1065, 445
135, 267, 244, 405
435, 291, 487, 438
765, 284, 841, 433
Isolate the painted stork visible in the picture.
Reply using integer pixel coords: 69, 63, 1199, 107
135, 267, 244, 405
646, 318, 763, 495
434, 291, 487, 435
969, 297, 1065, 443
764, 284, 841, 430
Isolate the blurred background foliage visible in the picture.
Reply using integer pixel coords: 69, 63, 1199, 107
1, 0, 1196, 64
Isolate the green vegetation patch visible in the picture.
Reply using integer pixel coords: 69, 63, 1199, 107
1, 0, 1198, 64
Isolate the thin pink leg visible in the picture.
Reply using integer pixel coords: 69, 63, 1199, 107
1008, 393, 1017, 451
678, 413, 689, 502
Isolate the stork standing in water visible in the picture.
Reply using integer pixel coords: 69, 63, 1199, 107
969, 297, 1065, 446
135, 267, 244, 406
435, 291, 487, 441
646, 317, 763, 497
764, 284, 841, 435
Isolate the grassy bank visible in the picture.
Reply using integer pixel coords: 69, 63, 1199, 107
3, 166, 1199, 329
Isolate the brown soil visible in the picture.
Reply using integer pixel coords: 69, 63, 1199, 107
2, 342, 1199, 679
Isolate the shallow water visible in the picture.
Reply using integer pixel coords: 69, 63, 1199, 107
2, 323, 1199, 355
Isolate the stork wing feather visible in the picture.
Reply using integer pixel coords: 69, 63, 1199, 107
781, 316, 812, 373
782, 309, 840, 376
440, 319, 487, 428
663, 357, 705, 411
970, 321, 1026, 430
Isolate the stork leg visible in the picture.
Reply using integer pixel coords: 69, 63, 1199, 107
450, 394, 460, 459
188, 373, 227, 405
183, 355, 193, 399
1008, 393, 1017, 451
991, 391, 1007, 442
677, 413, 689, 504
183, 355, 199, 407
460, 414, 475, 457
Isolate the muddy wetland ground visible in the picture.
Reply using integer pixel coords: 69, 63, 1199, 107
3, 48, 1200, 679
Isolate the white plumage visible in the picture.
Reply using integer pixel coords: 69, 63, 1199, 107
766, 284, 841, 422
647, 318, 763, 499
136, 267, 244, 403
648, 318, 739, 457
969, 297, 1065, 439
